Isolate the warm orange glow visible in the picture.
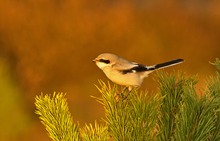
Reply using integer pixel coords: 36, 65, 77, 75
0, 1, 220, 140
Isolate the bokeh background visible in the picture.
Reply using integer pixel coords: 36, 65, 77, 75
0, 0, 220, 140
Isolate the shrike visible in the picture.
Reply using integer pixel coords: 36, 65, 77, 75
93, 53, 184, 91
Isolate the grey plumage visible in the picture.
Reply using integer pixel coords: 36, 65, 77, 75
93, 53, 184, 90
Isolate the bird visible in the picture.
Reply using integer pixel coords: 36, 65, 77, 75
93, 53, 184, 91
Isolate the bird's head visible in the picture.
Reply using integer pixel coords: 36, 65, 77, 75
93, 53, 118, 69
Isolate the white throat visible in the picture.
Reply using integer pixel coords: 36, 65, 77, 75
96, 62, 110, 69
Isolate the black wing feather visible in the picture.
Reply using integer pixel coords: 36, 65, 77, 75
121, 64, 148, 74
121, 59, 184, 74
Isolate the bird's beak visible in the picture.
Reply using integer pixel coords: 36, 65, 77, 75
92, 58, 97, 63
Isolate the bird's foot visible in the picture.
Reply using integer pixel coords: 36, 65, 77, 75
113, 87, 131, 102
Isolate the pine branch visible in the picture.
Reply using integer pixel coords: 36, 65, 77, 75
35, 92, 81, 141
207, 59, 220, 140
156, 72, 189, 141
175, 81, 218, 141
81, 121, 109, 141
34, 58, 220, 141
94, 80, 159, 141
156, 59, 220, 141
210, 58, 220, 71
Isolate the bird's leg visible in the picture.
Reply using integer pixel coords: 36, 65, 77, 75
122, 87, 132, 100
114, 89, 122, 102
114, 87, 132, 101
114, 93, 120, 102
121, 87, 128, 97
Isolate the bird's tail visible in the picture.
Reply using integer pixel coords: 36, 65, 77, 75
147, 58, 184, 71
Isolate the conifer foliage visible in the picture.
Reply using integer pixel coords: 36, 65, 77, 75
35, 59, 220, 141
35, 93, 81, 141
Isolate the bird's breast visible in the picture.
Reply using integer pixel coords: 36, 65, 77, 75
102, 68, 143, 87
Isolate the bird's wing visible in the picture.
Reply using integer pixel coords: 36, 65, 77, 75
112, 58, 150, 74
112, 58, 138, 70
120, 64, 150, 74
112, 58, 184, 74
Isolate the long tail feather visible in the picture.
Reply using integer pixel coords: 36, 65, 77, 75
147, 59, 184, 70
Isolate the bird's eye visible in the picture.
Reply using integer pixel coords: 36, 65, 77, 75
99, 59, 110, 64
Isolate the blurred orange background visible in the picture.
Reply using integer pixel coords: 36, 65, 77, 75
0, 0, 220, 140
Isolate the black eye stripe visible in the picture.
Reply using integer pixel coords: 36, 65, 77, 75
99, 59, 110, 64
